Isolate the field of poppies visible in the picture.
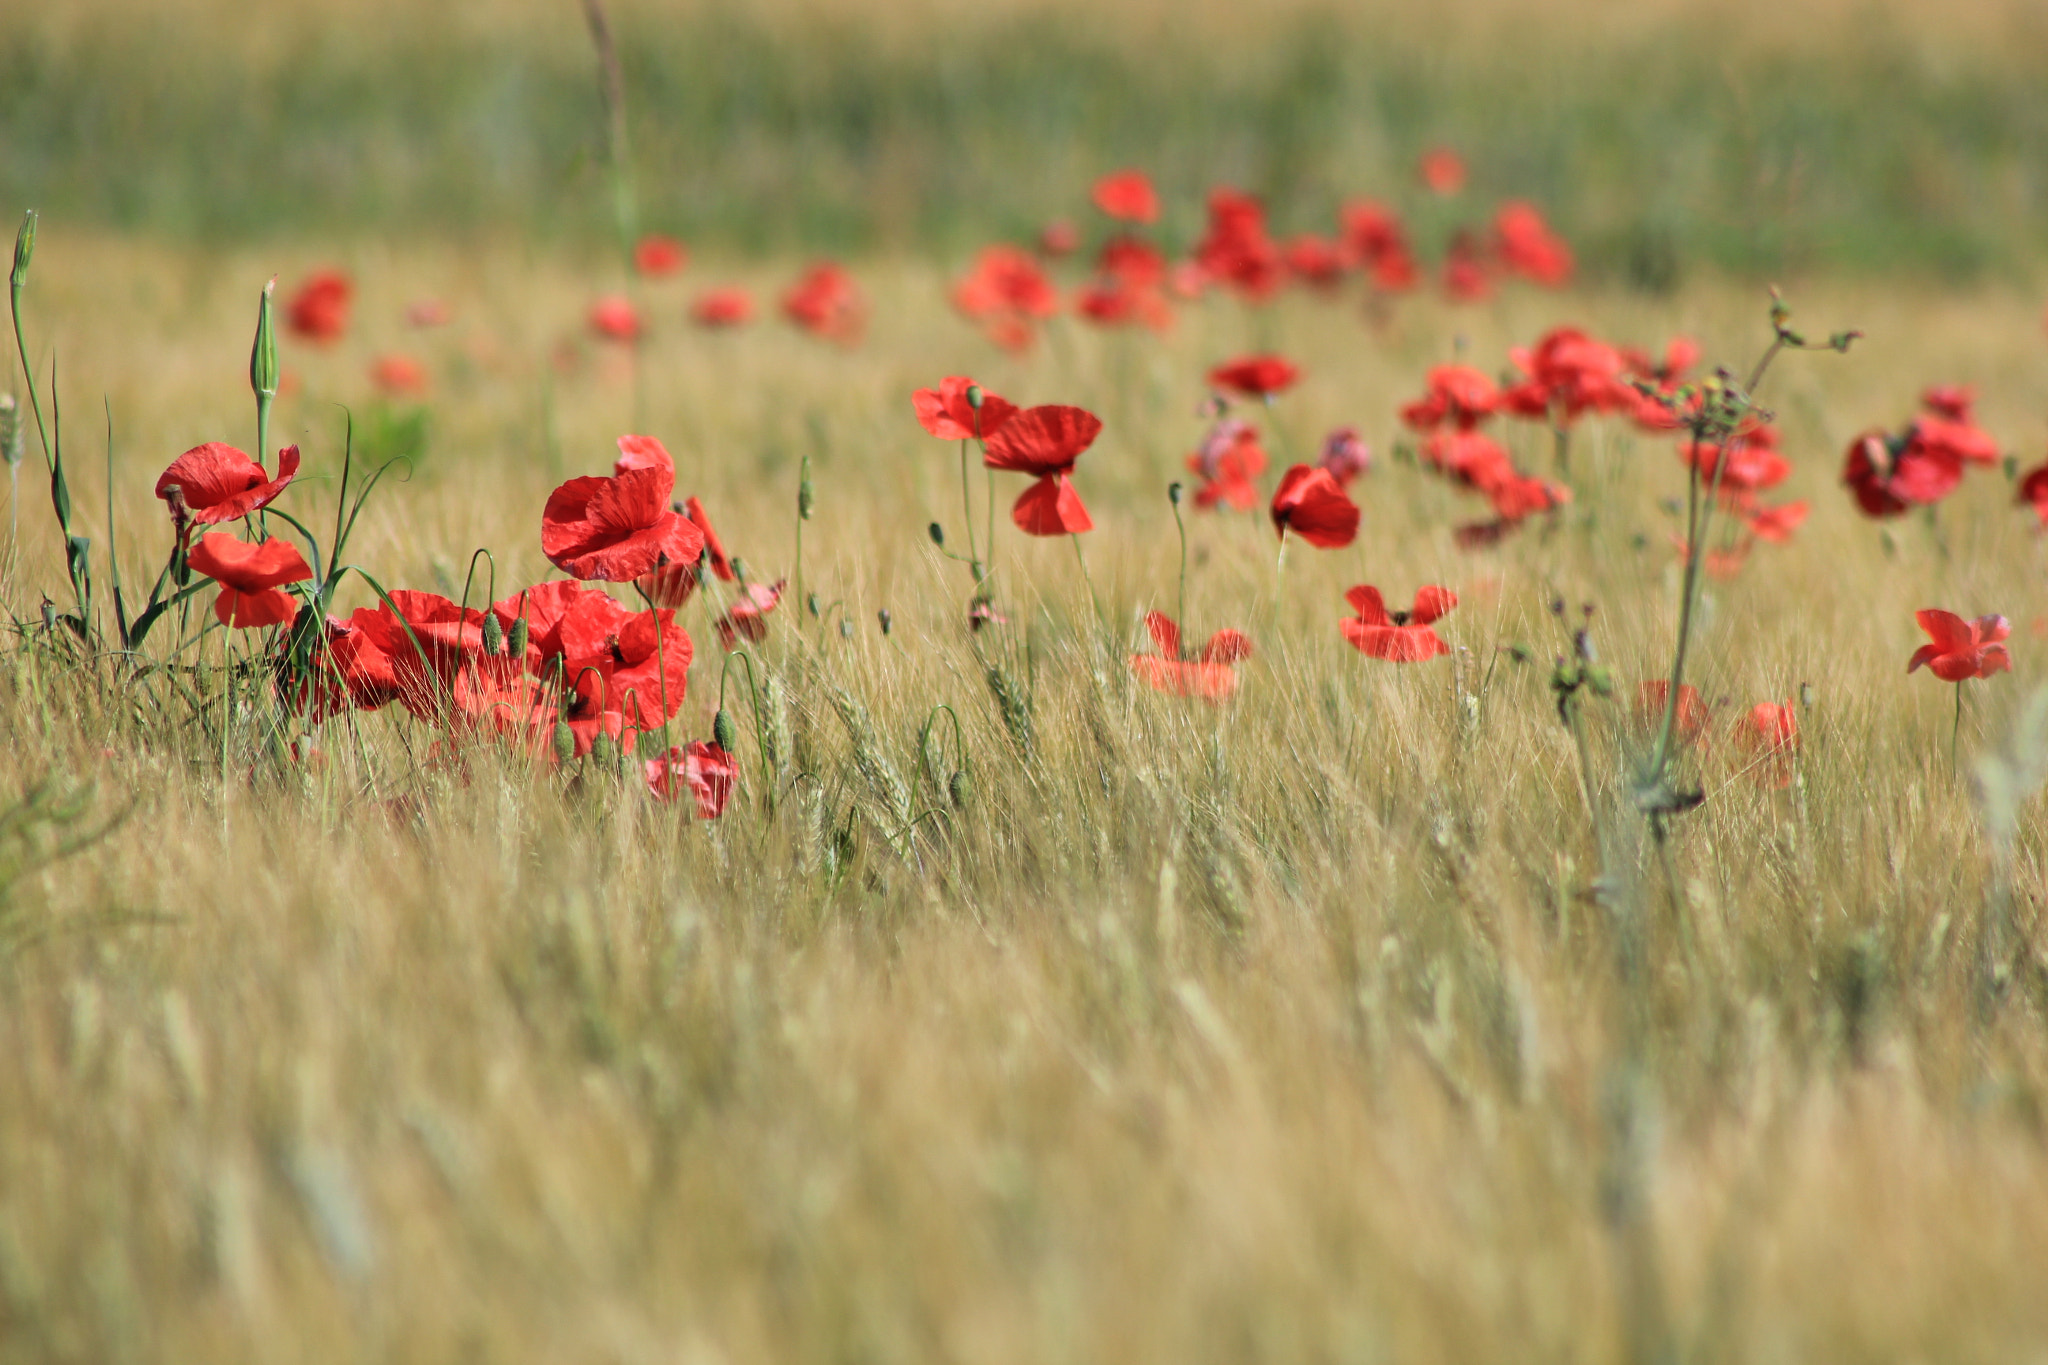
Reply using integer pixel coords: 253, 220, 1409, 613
4, 0, 2048, 1361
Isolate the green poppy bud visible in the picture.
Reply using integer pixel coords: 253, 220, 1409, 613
730, 556, 748, 582
948, 769, 970, 809
807, 592, 821, 618
713, 708, 737, 751
839, 618, 853, 639
928, 522, 944, 547
552, 721, 576, 764
877, 608, 892, 636
591, 733, 617, 767
10, 211, 34, 291
482, 613, 505, 656
966, 384, 983, 410
798, 479, 815, 520
249, 279, 278, 402
1168, 481, 1183, 506
508, 616, 529, 658
0, 394, 18, 472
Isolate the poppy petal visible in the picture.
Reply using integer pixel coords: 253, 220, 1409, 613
983, 405, 1103, 476
1144, 611, 1182, 659
1344, 585, 1391, 625
1011, 474, 1093, 536
1409, 586, 1458, 625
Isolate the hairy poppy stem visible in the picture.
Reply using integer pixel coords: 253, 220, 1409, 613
1953, 681, 1964, 774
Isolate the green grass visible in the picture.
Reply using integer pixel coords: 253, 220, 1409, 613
6, 4, 2048, 280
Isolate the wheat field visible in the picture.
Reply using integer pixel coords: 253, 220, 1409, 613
5, 1, 2048, 1360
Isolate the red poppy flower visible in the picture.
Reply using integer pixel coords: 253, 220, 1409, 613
983, 404, 1102, 536
1076, 277, 1174, 332
1284, 235, 1347, 291
1441, 232, 1492, 302
559, 603, 693, 754
1038, 220, 1080, 257
1914, 414, 1999, 467
1097, 236, 1168, 289
406, 298, 450, 328
1418, 147, 1467, 196
541, 435, 705, 582
782, 262, 866, 345
691, 288, 754, 328
286, 270, 352, 344
1681, 422, 1789, 494
1745, 500, 1809, 543
1921, 384, 1977, 423
1209, 354, 1300, 400
913, 376, 1019, 442
1739, 701, 1800, 787
1841, 427, 1964, 518
1420, 430, 1516, 491
1317, 427, 1372, 485
635, 495, 731, 606
1483, 471, 1571, 522
1194, 189, 1284, 301
952, 245, 1060, 350
371, 353, 427, 397
589, 295, 640, 342
716, 580, 785, 649
186, 532, 312, 628
634, 234, 688, 277
1504, 327, 1631, 422
645, 741, 737, 818
1400, 365, 1499, 432
1341, 585, 1455, 661
1270, 465, 1360, 548
1637, 680, 1709, 749
1908, 610, 2012, 682
1128, 611, 1251, 700
1338, 201, 1418, 292
349, 589, 495, 719
1187, 419, 1267, 510
2018, 461, 2048, 526
1092, 169, 1160, 225
1493, 202, 1573, 286
155, 442, 302, 526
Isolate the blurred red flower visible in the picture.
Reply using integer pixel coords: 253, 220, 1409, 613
186, 532, 312, 628
716, 580, 786, 649
1681, 421, 1789, 494
1208, 354, 1300, 400
1341, 585, 1455, 661
782, 262, 866, 345
645, 741, 737, 817
1418, 147, 1467, 196
1745, 500, 1809, 543
371, 353, 428, 397
1493, 202, 1573, 286
1503, 327, 1631, 422
1400, 365, 1499, 432
1908, 610, 2011, 681
634, 234, 688, 277
1270, 465, 1359, 548
1186, 419, 1267, 510
1338, 201, 1418, 292
1128, 611, 1251, 700
286, 270, 352, 344
1317, 427, 1372, 485
1841, 428, 1963, 517
589, 295, 640, 342
952, 245, 1060, 351
983, 404, 1103, 536
155, 442, 301, 526
1093, 169, 1160, 224
1637, 680, 1709, 749
1739, 701, 1800, 787
541, 434, 705, 581
2017, 460, 2048, 526
1194, 188, 1284, 301
1284, 235, 1347, 291
913, 376, 1018, 441
691, 288, 754, 328
1440, 232, 1492, 302
1038, 220, 1080, 257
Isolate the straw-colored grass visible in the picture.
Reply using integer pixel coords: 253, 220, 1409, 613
0, 228, 2044, 1362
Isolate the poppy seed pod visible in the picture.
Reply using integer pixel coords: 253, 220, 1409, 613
508, 616, 529, 658
591, 733, 618, 767
11, 210, 34, 291
877, 608, 892, 636
928, 522, 945, 547
481, 612, 505, 656
713, 708, 738, 751
948, 769, 971, 809
552, 720, 576, 765
966, 384, 984, 410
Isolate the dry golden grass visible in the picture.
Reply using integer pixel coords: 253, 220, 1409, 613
1, 231, 2047, 1363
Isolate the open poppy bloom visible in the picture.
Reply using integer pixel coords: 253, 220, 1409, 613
782, 262, 866, 345
1503, 326, 1630, 422
1400, 365, 1499, 432
1317, 427, 1371, 485
541, 434, 706, 582
1492, 202, 1573, 286
186, 532, 311, 628
155, 442, 301, 526
691, 288, 754, 328
635, 495, 731, 606
1194, 189, 1285, 301
1208, 354, 1300, 400
645, 741, 737, 818
1908, 610, 2011, 681
952, 245, 1060, 351
1682, 422, 1790, 495
589, 295, 640, 342
1422, 429, 1517, 491
1271, 465, 1359, 547
1744, 500, 1809, 543
1284, 235, 1347, 291
1128, 611, 1251, 700
1637, 679, 1710, 749
1418, 147, 1467, 196
1739, 701, 1800, 787
914, 376, 1019, 442
1340, 585, 1455, 661
634, 234, 688, 277
286, 270, 352, 344
982, 404, 1102, 536
1338, 201, 1419, 292
1841, 427, 1964, 517
716, 580, 786, 649
1092, 169, 1160, 224
1186, 418, 1267, 510
2017, 460, 2048, 526
371, 354, 427, 397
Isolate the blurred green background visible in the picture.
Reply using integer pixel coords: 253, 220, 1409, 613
4, 0, 2046, 284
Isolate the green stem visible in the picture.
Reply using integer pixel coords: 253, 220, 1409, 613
1171, 492, 1189, 645
1952, 681, 1964, 774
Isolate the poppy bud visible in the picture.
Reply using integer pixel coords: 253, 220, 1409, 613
966, 384, 984, 410
798, 479, 814, 520
552, 720, 576, 764
10, 210, 34, 291
0, 394, 18, 472
1585, 665, 1613, 698
877, 608, 892, 636
948, 769, 970, 809
1799, 682, 1815, 710
509, 616, 529, 658
713, 708, 737, 751
928, 522, 945, 547
730, 556, 748, 582
39, 597, 54, 632
249, 278, 278, 401
482, 612, 505, 656
806, 591, 821, 618
839, 618, 853, 639
591, 733, 617, 767
1168, 481, 1183, 506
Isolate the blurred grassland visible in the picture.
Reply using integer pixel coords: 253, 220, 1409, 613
7, 0, 2048, 279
